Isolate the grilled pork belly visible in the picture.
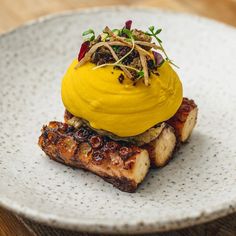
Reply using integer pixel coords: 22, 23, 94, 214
167, 97, 198, 142
38, 121, 150, 192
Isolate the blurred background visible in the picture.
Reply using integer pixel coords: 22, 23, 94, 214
0, 0, 236, 33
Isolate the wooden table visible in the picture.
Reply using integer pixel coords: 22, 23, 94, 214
0, 1, 236, 235
0, 0, 236, 33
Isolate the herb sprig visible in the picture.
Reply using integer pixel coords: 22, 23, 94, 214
77, 20, 179, 86
82, 29, 95, 41
146, 26, 179, 68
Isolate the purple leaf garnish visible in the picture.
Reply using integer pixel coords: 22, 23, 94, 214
125, 20, 132, 30
153, 51, 164, 66
78, 41, 90, 61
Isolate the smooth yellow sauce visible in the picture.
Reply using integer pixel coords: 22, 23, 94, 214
61, 59, 183, 137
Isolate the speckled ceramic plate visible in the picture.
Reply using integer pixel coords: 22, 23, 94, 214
0, 6, 236, 234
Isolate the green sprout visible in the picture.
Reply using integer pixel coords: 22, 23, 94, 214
82, 29, 95, 41
147, 26, 179, 68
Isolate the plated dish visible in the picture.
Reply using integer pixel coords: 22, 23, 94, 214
38, 21, 198, 192
0, 7, 236, 234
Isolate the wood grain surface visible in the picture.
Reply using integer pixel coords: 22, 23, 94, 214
0, 0, 236, 33
0, 0, 236, 235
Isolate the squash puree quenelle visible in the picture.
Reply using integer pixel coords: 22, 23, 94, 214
61, 59, 183, 137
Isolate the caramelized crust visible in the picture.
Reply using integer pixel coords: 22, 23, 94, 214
167, 97, 198, 142
64, 110, 73, 121
63, 98, 198, 168
143, 124, 177, 167
38, 121, 150, 192
39, 98, 198, 187
145, 98, 198, 167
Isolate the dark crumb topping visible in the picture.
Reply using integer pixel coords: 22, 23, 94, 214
75, 20, 178, 86
118, 74, 125, 84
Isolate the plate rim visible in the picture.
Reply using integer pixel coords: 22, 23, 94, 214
0, 6, 236, 234
0, 194, 236, 234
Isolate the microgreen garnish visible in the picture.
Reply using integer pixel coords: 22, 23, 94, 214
125, 20, 132, 30
147, 26, 179, 68
76, 20, 179, 86
112, 29, 121, 36
101, 32, 109, 42
146, 26, 162, 42
78, 41, 90, 61
137, 70, 144, 77
115, 29, 135, 64
152, 51, 164, 66
82, 29, 95, 41
93, 27, 136, 71
112, 45, 120, 53
135, 71, 144, 81
122, 28, 132, 38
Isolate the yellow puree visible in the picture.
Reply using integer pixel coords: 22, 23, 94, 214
61, 59, 183, 137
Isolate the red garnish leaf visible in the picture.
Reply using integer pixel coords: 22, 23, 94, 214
153, 51, 164, 66
78, 41, 90, 61
125, 20, 132, 30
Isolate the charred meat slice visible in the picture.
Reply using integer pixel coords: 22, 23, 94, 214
144, 124, 176, 167
38, 121, 150, 192
63, 98, 198, 169
145, 98, 198, 167
167, 97, 198, 142
64, 111, 166, 146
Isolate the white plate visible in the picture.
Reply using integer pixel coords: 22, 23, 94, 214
0, 7, 236, 234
